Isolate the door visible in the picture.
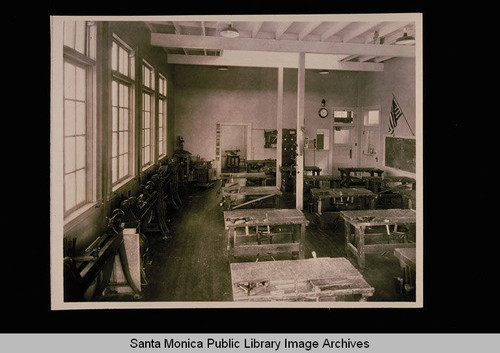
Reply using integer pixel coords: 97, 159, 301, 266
220, 124, 248, 173
359, 107, 381, 169
330, 125, 358, 177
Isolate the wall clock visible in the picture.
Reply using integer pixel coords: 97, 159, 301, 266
318, 99, 328, 118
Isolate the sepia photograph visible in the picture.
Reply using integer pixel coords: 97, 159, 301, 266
50, 13, 423, 310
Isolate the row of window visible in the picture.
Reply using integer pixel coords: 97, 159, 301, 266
63, 21, 168, 218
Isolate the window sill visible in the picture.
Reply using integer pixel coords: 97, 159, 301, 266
112, 175, 136, 193
64, 202, 101, 231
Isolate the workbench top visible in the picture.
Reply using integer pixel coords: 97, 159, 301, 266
221, 172, 267, 179
230, 257, 374, 301
304, 175, 341, 181
340, 208, 416, 226
224, 208, 308, 228
394, 248, 416, 270
397, 189, 416, 198
383, 176, 416, 183
339, 167, 384, 173
221, 186, 282, 196
310, 187, 375, 198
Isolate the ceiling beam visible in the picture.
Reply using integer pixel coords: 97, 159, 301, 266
167, 51, 384, 72
151, 33, 415, 58
200, 21, 207, 55
252, 22, 263, 38
342, 22, 380, 43
171, 23, 189, 56
298, 22, 323, 41
321, 22, 350, 41
275, 22, 293, 39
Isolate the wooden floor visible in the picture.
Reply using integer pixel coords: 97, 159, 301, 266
140, 180, 412, 302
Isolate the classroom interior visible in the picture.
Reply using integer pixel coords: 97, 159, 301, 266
51, 15, 421, 307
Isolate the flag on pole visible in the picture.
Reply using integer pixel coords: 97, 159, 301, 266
388, 97, 403, 136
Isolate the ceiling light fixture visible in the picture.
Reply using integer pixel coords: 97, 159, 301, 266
217, 66, 229, 71
220, 23, 239, 38
395, 28, 415, 45
319, 70, 329, 75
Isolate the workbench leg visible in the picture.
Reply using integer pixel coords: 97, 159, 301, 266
357, 226, 366, 269
299, 224, 306, 259
224, 197, 231, 211
369, 197, 376, 209
274, 195, 280, 209
227, 228, 233, 252
344, 220, 351, 255
359, 295, 369, 302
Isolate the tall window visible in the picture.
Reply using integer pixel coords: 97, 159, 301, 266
111, 35, 135, 186
142, 61, 155, 168
63, 21, 96, 216
158, 74, 167, 158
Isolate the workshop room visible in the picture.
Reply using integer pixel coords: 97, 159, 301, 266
50, 14, 422, 307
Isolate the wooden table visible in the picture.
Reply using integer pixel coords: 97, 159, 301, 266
246, 159, 276, 173
304, 175, 341, 190
221, 186, 282, 210
279, 166, 322, 191
230, 257, 374, 302
339, 167, 384, 188
394, 248, 416, 298
362, 176, 384, 193
340, 209, 416, 269
310, 188, 377, 229
305, 166, 322, 176
223, 208, 308, 259
382, 176, 416, 190
378, 177, 416, 209
221, 172, 267, 187
397, 189, 416, 210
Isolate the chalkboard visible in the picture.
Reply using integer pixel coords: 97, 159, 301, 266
384, 136, 416, 173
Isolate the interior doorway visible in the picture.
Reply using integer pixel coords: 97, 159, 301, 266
216, 122, 252, 175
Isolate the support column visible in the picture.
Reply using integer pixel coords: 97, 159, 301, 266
276, 66, 284, 190
296, 52, 305, 210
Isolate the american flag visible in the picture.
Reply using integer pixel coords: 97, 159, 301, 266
388, 97, 403, 136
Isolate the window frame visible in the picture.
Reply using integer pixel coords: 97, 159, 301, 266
62, 21, 97, 220
158, 73, 167, 159
141, 60, 155, 170
110, 35, 136, 189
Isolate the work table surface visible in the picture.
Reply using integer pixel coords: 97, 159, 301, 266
221, 186, 282, 196
340, 208, 416, 226
230, 257, 374, 301
310, 187, 375, 198
224, 208, 308, 228
221, 172, 267, 179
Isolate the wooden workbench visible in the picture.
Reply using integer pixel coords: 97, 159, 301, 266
246, 159, 276, 173
338, 167, 384, 188
220, 186, 282, 210
377, 176, 416, 209
230, 257, 374, 302
304, 175, 342, 190
397, 189, 416, 210
279, 165, 322, 191
394, 247, 416, 299
221, 172, 267, 187
223, 208, 309, 260
310, 188, 377, 229
340, 209, 416, 269
382, 176, 416, 190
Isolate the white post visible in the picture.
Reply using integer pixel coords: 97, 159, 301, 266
296, 52, 305, 210
276, 66, 284, 190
